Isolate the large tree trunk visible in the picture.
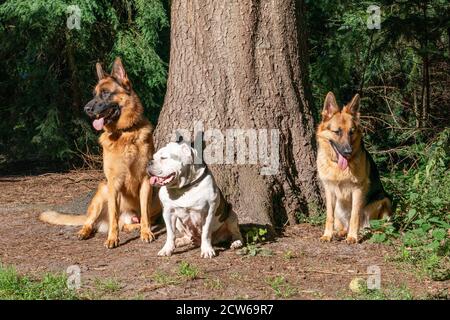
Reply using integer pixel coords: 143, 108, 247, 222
155, 0, 322, 229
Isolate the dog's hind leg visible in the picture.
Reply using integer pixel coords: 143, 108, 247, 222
362, 197, 392, 229
78, 181, 108, 240
122, 223, 140, 232
378, 197, 393, 220
174, 219, 194, 247
175, 236, 192, 247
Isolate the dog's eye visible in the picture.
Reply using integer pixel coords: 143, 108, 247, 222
101, 90, 110, 98
160, 157, 167, 160
332, 128, 342, 136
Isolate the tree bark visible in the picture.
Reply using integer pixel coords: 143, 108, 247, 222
155, 0, 322, 229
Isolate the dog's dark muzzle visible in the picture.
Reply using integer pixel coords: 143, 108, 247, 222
330, 140, 352, 159
84, 98, 113, 118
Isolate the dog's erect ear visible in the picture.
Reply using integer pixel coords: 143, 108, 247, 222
176, 135, 184, 144
322, 92, 340, 120
96, 62, 107, 81
343, 94, 360, 117
180, 142, 194, 165
111, 57, 131, 90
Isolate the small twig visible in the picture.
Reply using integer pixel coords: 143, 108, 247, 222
298, 269, 374, 276
36, 173, 57, 177
203, 268, 229, 274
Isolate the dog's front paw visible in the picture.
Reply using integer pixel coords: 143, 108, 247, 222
77, 226, 92, 240
158, 245, 175, 257
230, 240, 243, 249
320, 235, 332, 242
104, 237, 120, 249
345, 235, 358, 244
200, 245, 216, 259
140, 228, 156, 243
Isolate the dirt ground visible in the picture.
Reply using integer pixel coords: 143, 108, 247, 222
0, 169, 448, 299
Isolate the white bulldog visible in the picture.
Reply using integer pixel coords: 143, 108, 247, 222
147, 142, 243, 258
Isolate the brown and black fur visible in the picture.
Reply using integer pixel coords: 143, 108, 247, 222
40, 58, 161, 248
316, 92, 392, 244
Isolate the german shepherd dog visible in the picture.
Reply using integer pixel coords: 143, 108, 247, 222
316, 92, 392, 244
40, 58, 161, 248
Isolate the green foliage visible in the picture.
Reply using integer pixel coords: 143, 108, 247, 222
203, 278, 224, 291
177, 261, 199, 280
237, 227, 273, 257
296, 212, 325, 226
347, 285, 414, 300
283, 250, 296, 260
0, 264, 78, 300
265, 275, 297, 298
94, 278, 121, 294
237, 244, 273, 257
387, 129, 450, 222
152, 270, 179, 286
0, 0, 168, 162
367, 218, 398, 244
307, 0, 450, 120
245, 227, 268, 244
367, 130, 450, 280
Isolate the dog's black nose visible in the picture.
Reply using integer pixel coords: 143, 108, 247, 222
342, 145, 352, 157
84, 100, 95, 115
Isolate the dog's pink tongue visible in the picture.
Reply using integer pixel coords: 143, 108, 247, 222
338, 154, 349, 170
150, 176, 161, 185
149, 176, 159, 185
92, 118, 104, 131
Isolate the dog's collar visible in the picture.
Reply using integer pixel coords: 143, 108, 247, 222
178, 165, 208, 190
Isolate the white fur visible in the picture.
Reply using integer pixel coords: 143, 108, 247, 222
96, 211, 136, 233
149, 142, 243, 258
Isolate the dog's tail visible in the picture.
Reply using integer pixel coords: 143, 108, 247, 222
39, 211, 86, 226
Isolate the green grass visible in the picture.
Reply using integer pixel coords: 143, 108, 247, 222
236, 244, 273, 257
178, 261, 199, 280
265, 275, 297, 298
346, 286, 415, 300
152, 270, 179, 286
296, 212, 325, 226
204, 278, 223, 291
229, 272, 243, 281
150, 263, 200, 289
283, 250, 296, 260
0, 264, 78, 300
94, 278, 121, 294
